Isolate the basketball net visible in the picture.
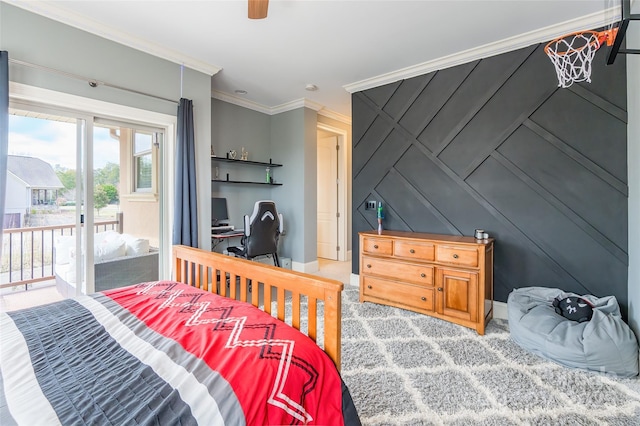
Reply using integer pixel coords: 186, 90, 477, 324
544, 29, 617, 88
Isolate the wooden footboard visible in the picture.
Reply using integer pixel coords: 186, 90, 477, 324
172, 245, 344, 369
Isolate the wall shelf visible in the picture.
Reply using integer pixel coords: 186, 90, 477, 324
212, 179, 283, 186
211, 156, 282, 167
211, 155, 283, 186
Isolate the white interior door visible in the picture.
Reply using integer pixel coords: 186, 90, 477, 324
317, 135, 338, 260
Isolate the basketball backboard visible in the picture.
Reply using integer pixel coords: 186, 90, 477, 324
605, 0, 639, 65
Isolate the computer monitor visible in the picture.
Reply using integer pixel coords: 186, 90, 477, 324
211, 197, 229, 226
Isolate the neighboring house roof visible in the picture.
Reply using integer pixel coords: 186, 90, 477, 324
7, 155, 64, 189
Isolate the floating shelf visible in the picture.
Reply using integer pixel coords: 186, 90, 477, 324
211, 157, 283, 167
212, 179, 283, 186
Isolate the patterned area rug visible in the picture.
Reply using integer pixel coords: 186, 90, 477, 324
338, 286, 640, 425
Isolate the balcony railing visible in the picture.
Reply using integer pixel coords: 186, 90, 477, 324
1, 213, 123, 290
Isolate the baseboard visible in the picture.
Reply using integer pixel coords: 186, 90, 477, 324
292, 259, 319, 274
350, 273, 359, 287
493, 300, 508, 320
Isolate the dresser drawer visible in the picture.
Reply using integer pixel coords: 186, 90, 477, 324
435, 245, 478, 267
361, 256, 434, 286
362, 237, 393, 256
394, 240, 435, 261
362, 276, 434, 312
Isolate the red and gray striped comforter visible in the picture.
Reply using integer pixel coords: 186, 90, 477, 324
0, 281, 359, 425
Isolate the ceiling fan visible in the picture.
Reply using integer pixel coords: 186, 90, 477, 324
248, 0, 269, 19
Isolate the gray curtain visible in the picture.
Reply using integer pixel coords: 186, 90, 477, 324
0, 52, 8, 259
172, 98, 198, 247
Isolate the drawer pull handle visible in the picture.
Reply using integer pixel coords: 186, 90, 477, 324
410, 249, 415, 254
373, 244, 378, 249
437, 287, 443, 292
366, 264, 372, 268
420, 273, 426, 278
421, 296, 426, 301
452, 253, 459, 259
367, 285, 372, 289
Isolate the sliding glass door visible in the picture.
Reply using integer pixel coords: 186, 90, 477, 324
2, 101, 164, 307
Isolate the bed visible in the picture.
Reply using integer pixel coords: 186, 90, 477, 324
0, 245, 360, 425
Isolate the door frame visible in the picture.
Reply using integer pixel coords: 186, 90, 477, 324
317, 123, 348, 262
9, 82, 176, 280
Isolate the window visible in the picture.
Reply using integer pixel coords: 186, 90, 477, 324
133, 131, 153, 192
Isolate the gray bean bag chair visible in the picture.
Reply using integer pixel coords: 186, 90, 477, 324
508, 287, 639, 377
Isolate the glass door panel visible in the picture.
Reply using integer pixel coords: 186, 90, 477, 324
1, 105, 164, 311
1, 109, 81, 308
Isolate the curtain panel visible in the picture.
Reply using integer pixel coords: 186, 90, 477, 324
0, 51, 9, 259
172, 98, 198, 247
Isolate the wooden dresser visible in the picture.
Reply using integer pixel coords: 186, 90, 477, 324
359, 230, 494, 335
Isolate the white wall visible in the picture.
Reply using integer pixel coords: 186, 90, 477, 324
4, 174, 28, 213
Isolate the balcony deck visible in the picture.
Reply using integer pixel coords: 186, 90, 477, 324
0, 280, 63, 312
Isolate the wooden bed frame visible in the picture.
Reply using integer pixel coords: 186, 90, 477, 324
173, 245, 344, 369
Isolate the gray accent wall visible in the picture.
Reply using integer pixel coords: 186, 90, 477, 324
352, 42, 629, 314
627, 1, 640, 337
211, 99, 273, 250
211, 100, 320, 265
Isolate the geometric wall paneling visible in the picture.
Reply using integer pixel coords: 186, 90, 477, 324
583, 47, 627, 110
394, 146, 494, 235
352, 94, 378, 148
352, 36, 628, 316
529, 89, 628, 182
375, 168, 454, 235
363, 80, 401, 112
496, 126, 628, 255
398, 61, 477, 137
438, 45, 558, 179
418, 45, 538, 154
466, 157, 627, 307
353, 128, 410, 205
352, 117, 394, 176
382, 72, 435, 121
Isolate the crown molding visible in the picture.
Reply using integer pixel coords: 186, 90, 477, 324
344, 7, 620, 93
7, 1, 221, 76
211, 90, 312, 115
212, 90, 349, 123
318, 109, 352, 125
272, 98, 323, 114
211, 90, 272, 114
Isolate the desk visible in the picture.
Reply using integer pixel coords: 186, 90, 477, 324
211, 230, 244, 250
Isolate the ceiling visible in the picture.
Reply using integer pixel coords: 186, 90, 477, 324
10, 1, 618, 120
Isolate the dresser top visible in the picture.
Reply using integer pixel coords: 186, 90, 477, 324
359, 229, 494, 245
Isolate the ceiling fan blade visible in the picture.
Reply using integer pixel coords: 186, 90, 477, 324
248, 0, 269, 19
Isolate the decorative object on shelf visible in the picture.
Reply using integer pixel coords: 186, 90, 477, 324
266, 167, 271, 183
211, 157, 283, 185
241, 147, 249, 161
211, 146, 216, 157
227, 149, 237, 159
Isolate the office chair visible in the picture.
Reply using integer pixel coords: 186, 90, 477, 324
227, 200, 283, 266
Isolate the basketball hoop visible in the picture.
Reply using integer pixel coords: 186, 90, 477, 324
545, 28, 618, 88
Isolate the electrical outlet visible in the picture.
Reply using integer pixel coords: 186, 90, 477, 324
365, 201, 377, 210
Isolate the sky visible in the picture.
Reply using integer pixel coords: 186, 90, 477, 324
8, 115, 119, 170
